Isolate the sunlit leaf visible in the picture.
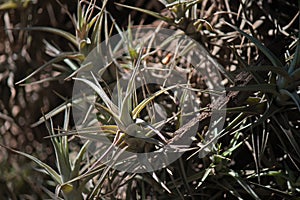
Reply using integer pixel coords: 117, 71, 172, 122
16, 52, 80, 85
1, 144, 61, 184
21, 27, 77, 46
229, 170, 261, 200
115, 3, 173, 23
73, 73, 119, 115
132, 85, 177, 119
0, 1, 17, 10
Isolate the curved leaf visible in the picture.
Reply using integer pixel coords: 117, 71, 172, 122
1, 144, 61, 184
20, 27, 77, 46
226, 22, 284, 69
115, 3, 173, 23
279, 89, 300, 111
16, 52, 80, 85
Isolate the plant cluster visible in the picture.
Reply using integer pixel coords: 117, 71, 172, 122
0, 0, 299, 199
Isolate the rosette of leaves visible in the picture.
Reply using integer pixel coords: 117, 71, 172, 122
15, 0, 111, 86
226, 20, 300, 111
115, 0, 213, 40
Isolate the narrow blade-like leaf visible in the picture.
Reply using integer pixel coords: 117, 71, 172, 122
226, 22, 284, 69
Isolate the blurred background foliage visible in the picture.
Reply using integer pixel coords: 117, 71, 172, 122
0, 0, 299, 199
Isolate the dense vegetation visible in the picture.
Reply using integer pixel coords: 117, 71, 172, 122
0, 0, 299, 199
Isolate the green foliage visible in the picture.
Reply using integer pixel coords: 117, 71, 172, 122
0, 0, 31, 10
1, 0, 300, 199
